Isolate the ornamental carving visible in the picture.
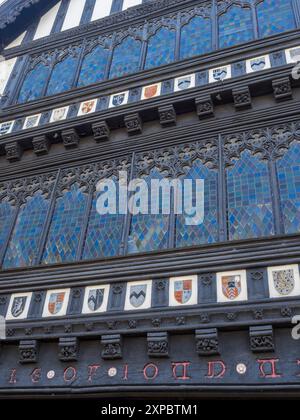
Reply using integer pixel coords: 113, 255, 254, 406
56, 156, 131, 196
135, 138, 218, 178
0, 172, 57, 206
224, 122, 300, 167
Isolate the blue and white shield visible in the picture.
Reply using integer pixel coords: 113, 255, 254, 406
112, 93, 126, 107
177, 76, 192, 90
250, 57, 266, 71
290, 48, 300, 62
11, 296, 27, 318
213, 67, 228, 81
88, 288, 104, 311
129, 284, 147, 308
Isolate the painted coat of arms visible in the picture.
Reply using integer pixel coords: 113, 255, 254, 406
273, 269, 295, 296
222, 275, 241, 300
0, 121, 13, 135
174, 280, 192, 304
81, 100, 95, 114
11, 296, 27, 318
112, 93, 126, 107
25, 116, 39, 129
290, 47, 300, 61
144, 84, 159, 99
177, 76, 192, 90
213, 67, 228, 81
129, 284, 147, 308
48, 292, 66, 315
88, 288, 104, 312
250, 57, 266, 71
52, 107, 68, 122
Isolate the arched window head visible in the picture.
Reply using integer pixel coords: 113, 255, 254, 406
257, 0, 296, 37
78, 44, 110, 87
180, 15, 212, 60
18, 62, 50, 103
46, 54, 79, 96
219, 5, 254, 49
109, 36, 142, 79
145, 27, 176, 70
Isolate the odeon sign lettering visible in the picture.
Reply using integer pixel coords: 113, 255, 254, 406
6, 359, 300, 386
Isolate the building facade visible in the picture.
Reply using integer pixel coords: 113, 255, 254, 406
0, 0, 300, 398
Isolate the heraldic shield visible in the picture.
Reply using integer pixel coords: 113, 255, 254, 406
11, 296, 27, 318
250, 57, 266, 71
174, 280, 192, 304
48, 292, 65, 315
177, 77, 192, 90
129, 284, 147, 308
144, 85, 158, 99
213, 68, 227, 81
112, 93, 126, 107
273, 269, 295, 296
222, 275, 241, 300
88, 288, 104, 311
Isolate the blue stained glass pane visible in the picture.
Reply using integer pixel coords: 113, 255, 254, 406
257, 0, 295, 37
227, 150, 275, 240
128, 169, 170, 253
42, 184, 87, 264
82, 190, 124, 260
0, 202, 14, 258
109, 37, 142, 79
3, 193, 49, 268
18, 63, 50, 103
176, 160, 219, 247
219, 5, 254, 48
277, 143, 300, 234
46, 55, 79, 96
78, 45, 109, 87
145, 27, 176, 70
180, 16, 212, 60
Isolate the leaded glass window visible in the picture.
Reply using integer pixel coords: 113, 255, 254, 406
257, 0, 296, 37
78, 45, 109, 87
109, 36, 142, 79
180, 16, 212, 60
3, 193, 49, 268
17, 62, 50, 103
42, 184, 87, 264
176, 160, 219, 248
82, 186, 124, 260
128, 169, 170, 253
218, 5, 254, 49
0, 202, 14, 259
144, 27, 176, 70
277, 142, 300, 234
46, 55, 79, 96
226, 150, 275, 240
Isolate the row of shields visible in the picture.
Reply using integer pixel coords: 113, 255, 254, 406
5, 264, 300, 321
1, 46, 300, 136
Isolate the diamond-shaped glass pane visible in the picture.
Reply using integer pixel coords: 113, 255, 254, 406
42, 184, 87, 264
227, 150, 275, 240
277, 142, 300, 234
176, 160, 218, 247
3, 193, 49, 268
